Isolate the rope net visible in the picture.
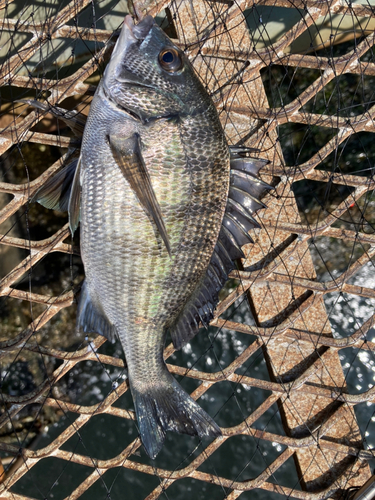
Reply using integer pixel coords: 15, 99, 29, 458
0, 0, 375, 498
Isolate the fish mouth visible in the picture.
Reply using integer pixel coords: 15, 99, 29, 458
116, 14, 154, 54
104, 15, 155, 73
126, 15, 154, 41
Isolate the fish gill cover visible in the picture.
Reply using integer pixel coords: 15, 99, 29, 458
0, 0, 375, 499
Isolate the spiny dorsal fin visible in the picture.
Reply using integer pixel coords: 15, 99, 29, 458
229, 145, 260, 157
170, 150, 272, 350
230, 156, 269, 177
219, 225, 245, 260
231, 169, 271, 203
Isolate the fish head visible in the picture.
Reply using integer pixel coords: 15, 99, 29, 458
103, 15, 210, 121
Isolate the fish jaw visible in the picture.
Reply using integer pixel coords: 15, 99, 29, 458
104, 15, 154, 88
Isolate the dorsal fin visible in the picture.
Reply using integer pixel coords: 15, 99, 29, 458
231, 169, 271, 202
219, 225, 245, 260
170, 149, 272, 350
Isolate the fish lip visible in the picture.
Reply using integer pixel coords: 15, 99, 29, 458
122, 15, 137, 44
123, 15, 135, 33
121, 14, 154, 45
113, 15, 137, 57
131, 15, 154, 40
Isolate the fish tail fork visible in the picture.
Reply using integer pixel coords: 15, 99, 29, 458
131, 375, 221, 459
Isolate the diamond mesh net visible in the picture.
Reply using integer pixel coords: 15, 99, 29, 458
1, 1, 375, 499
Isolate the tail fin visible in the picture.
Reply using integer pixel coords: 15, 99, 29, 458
131, 376, 221, 459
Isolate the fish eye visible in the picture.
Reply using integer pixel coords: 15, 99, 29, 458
158, 48, 183, 73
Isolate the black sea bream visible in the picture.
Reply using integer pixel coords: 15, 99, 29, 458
35, 14, 271, 459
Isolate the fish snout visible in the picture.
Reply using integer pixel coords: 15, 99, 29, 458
103, 15, 156, 88
120, 14, 154, 47
131, 15, 154, 40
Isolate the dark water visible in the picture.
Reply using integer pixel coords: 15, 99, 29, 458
8, 255, 375, 500
7, 292, 302, 500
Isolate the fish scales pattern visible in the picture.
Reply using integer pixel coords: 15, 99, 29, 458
164, 108, 230, 305
83, 97, 228, 322
81, 87, 229, 388
0, 13, 269, 459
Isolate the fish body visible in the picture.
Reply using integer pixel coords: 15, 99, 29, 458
79, 15, 228, 458
34, 14, 271, 458
81, 90, 229, 332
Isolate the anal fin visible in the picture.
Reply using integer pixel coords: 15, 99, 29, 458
77, 281, 118, 343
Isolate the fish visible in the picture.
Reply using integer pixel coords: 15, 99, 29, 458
34, 14, 271, 459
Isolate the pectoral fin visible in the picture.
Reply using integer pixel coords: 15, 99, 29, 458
33, 157, 78, 211
109, 132, 171, 256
